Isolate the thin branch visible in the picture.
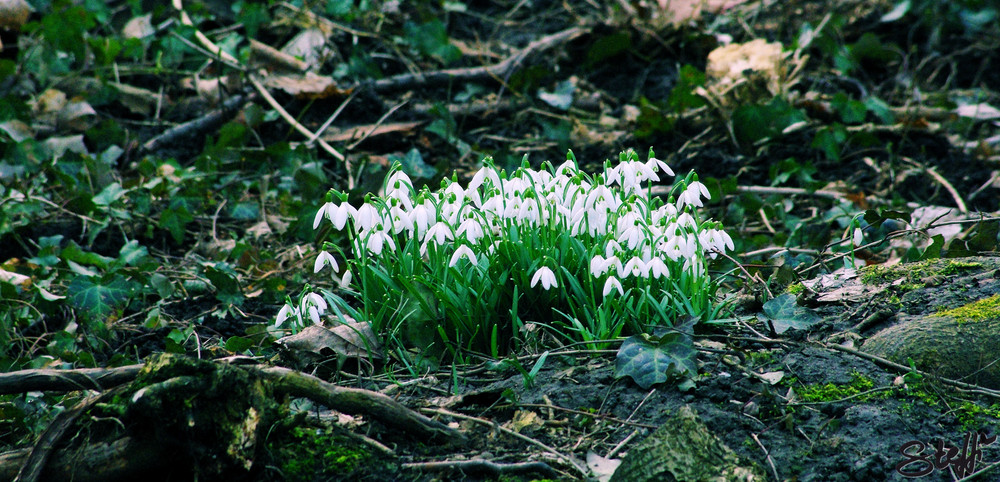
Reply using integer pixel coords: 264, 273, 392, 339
367, 27, 586, 93
926, 166, 968, 213
421, 407, 589, 478
141, 94, 249, 153
249, 76, 351, 186
401, 459, 558, 478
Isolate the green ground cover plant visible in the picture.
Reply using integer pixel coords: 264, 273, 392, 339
279, 148, 734, 368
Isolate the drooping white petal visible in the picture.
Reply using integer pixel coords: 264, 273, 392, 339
314, 251, 338, 273
602, 276, 624, 296
449, 244, 478, 267
623, 257, 648, 278
275, 304, 295, 328
313, 203, 333, 229
530, 266, 558, 290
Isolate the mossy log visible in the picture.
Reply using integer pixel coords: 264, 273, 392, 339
862, 312, 1000, 389
0, 354, 464, 481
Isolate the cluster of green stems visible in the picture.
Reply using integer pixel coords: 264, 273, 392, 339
278, 149, 733, 360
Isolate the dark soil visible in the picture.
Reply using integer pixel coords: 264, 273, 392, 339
347, 257, 1000, 481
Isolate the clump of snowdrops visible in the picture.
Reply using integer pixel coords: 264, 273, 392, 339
277, 148, 734, 362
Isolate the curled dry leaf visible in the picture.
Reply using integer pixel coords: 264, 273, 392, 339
276, 323, 384, 364
57, 99, 98, 132
123, 13, 155, 39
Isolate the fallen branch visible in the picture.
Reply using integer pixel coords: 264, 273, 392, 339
421, 407, 587, 477
259, 366, 465, 444
367, 27, 586, 93
0, 364, 142, 395
401, 459, 558, 478
141, 94, 249, 153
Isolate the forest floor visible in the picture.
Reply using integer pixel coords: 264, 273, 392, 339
2, 0, 1000, 480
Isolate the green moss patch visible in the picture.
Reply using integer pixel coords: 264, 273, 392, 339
859, 259, 982, 286
934, 294, 1000, 324
795, 372, 887, 403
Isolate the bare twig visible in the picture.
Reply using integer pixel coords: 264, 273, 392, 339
347, 100, 409, 150
367, 27, 586, 93
249, 38, 309, 72
751, 433, 780, 481
0, 365, 142, 395
172, 0, 239, 65
421, 407, 589, 477
925, 166, 968, 213
401, 459, 558, 478
248, 76, 352, 187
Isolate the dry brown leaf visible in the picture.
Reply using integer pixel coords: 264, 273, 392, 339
57, 99, 98, 132
123, 13, 155, 39
323, 121, 425, 143
262, 72, 349, 99
0, 268, 30, 288
276, 323, 384, 362
0, 0, 31, 31
32, 88, 67, 114
281, 28, 330, 68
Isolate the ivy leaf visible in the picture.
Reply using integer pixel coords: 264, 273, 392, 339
614, 318, 698, 390
205, 263, 243, 306
68, 274, 135, 322
760, 294, 821, 334
159, 201, 194, 244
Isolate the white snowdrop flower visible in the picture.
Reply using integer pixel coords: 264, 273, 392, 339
647, 257, 670, 278
457, 217, 486, 244
530, 266, 558, 290
444, 181, 466, 204
469, 165, 502, 192
852, 227, 863, 247
661, 235, 684, 261
275, 304, 295, 328
387, 205, 411, 235
623, 256, 648, 278
386, 170, 413, 193
364, 230, 396, 255
602, 276, 624, 297
677, 181, 711, 208
587, 210, 610, 236
653, 204, 677, 223
646, 157, 675, 177
409, 202, 435, 238
518, 202, 541, 226
482, 195, 504, 216
302, 292, 327, 322
314, 251, 338, 273
619, 224, 647, 250
605, 240, 624, 258
330, 202, 355, 230
353, 204, 380, 232
313, 202, 335, 229
631, 160, 658, 183
676, 212, 696, 229
604, 255, 624, 278
699, 229, 734, 258
424, 221, 454, 246
449, 244, 478, 267
683, 234, 699, 260
340, 270, 352, 289
555, 159, 577, 176
716, 229, 735, 252
590, 255, 608, 277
